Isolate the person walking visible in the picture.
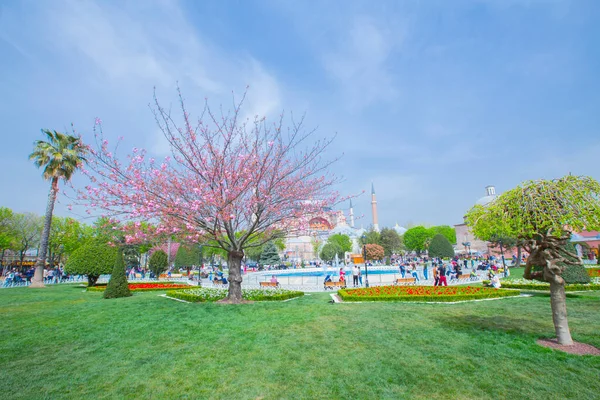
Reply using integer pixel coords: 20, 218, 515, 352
352, 264, 359, 287
438, 264, 448, 286
433, 263, 439, 286
411, 263, 420, 282
422, 262, 429, 280
358, 267, 363, 286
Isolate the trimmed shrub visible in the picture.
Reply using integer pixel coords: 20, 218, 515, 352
428, 234, 454, 259
64, 242, 117, 287
483, 281, 600, 292
166, 287, 304, 302
338, 285, 519, 302
103, 249, 132, 299
560, 242, 590, 284
149, 250, 169, 278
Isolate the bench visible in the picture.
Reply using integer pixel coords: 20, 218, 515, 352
394, 278, 416, 286
260, 281, 280, 288
324, 281, 346, 290
212, 279, 228, 286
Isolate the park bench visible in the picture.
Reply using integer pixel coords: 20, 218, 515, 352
324, 281, 346, 290
394, 278, 416, 286
212, 278, 228, 286
260, 281, 280, 288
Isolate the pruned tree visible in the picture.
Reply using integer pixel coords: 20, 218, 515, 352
320, 242, 342, 262
428, 234, 454, 258
149, 250, 169, 278
465, 175, 600, 345
104, 248, 131, 299
64, 242, 117, 286
78, 88, 339, 303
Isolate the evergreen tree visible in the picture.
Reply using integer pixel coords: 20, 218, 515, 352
149, 250, 169, 278
428, 234, 454, 258
103, 248, 132, 299
259, 242, 281, 265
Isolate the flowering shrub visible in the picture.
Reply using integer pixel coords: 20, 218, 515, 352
338, 285, 519, 302
87, 282, 191, 292
167, 287, 304, 302
483, 279, 600, 292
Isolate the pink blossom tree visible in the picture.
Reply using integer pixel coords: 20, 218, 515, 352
79, 89, 339, 303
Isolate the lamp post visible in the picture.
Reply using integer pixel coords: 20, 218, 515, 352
362, 235, 369, 288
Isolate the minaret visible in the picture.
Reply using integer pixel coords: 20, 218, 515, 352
349, 199, 355, 228
371, 182, 379, 232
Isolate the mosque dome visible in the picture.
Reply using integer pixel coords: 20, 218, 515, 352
330, 224, 358, 237
393, 223, 407, 235
475, 185, 498, 206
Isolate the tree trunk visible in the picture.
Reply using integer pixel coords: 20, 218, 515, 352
515, 246, 522, 268
226, 250, 244, 303
88, 275, 99, 287
549, 277, 573, 345
31, 178, 58, 288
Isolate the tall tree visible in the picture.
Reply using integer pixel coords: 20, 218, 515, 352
320, 242, 343, 262
466, 175, 600, 345
379, 228, 403, 257
430, 225, 457, 245
327, 234, 352, 254
80, 89, 338, 303
11, 213, 43, 265
29, 130, 86, 287
403, 226, 431, 255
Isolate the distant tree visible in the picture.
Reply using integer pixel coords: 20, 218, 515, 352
311, 237, 323, 260
403, 226, 431, 255
430, 225, 456, 245
327, 234, 352, 254
64, 242, 117, 287
48, 217, 91, 266
29, 129, 86, 287
11, 213, 43, 265
174, 245, 200, 268
259, 242, 281, 266
320, 243, 342, 261
245, 235, 285, 262
379, 228, 403, 257
359, 230, 381, 247
365, 244, 384, 261
103, 248, 132, 299
148, 250, 169, 278
0, 207, 17, 272
428, 234, 454, 258
466, 175, 600, 345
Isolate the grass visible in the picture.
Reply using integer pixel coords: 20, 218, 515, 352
0, 285, 599, 399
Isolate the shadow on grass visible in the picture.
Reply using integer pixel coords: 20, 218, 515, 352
438, 314, 551, 337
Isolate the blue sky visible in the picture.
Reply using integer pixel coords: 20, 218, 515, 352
1, 0, 599, 229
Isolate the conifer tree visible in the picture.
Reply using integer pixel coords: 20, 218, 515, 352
259, 242, 280, 266
103, 248, 132, 299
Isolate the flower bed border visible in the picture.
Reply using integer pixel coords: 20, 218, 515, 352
87, 282, 191, 292
586, 268, 600, 278
167, 288, 304, 302
337, 285, 520, 302
482, 281, 600, 291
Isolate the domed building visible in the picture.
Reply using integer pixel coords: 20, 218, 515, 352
454, 186, 498, 255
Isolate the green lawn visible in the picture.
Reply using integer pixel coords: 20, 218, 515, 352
1, 285, 599, 399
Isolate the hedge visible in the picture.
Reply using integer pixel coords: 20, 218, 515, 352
483, 281, 600, 292
166, 287, 304, 302
337, 285, 520, 302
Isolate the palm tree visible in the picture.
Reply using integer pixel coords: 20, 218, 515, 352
29, 130, 86, 287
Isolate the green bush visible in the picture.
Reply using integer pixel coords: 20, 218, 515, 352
64, 242, 117, 287
103, 248, 132, 299
149, 250, 169, 277
427, 234, 454, 258
560, 242, 590, 284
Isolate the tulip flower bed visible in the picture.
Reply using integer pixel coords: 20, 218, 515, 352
87, 282, 191, 292
586, 268, 600, 277
338, 285, 519, 302
167, 287, 304, 302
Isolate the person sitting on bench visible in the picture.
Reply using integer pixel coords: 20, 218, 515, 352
270, 275, 278, 284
